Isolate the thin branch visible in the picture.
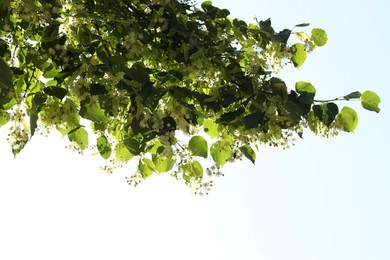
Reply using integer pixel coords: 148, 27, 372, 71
313, 97, 360, 103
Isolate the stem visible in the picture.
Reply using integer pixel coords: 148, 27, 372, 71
313, 97, 360, 103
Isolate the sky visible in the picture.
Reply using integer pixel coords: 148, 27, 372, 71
1, 0, 390, 260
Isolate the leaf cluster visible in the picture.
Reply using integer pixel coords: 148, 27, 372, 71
0, 0, 380, 193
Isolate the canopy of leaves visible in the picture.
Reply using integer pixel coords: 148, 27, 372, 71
0, 0, 380, 193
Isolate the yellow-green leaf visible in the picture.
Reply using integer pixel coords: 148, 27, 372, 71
139, 158, 155, 179
311, 28, 328, 46
115, 143, 133, 161
210, 140, 232, 166
295, 81, 316, 94
68, 127, 89, 150
203, 119, 219, 139
291, 43, 307, 68
183, 160, 203, 178
361, 91, 381, 113
336, 107, 358, 132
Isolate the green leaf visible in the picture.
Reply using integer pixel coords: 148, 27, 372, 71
150, 145, 175, 174
210, 140, 233, 166
188, 136, 208, 158
295, 81, 316, 94
43, 66, 60, 78
139, 158, 155, 179
29, 109, 38, 137
201, 1, 213, 11
259, 18, 273, 33
291, 43, 307, 68
243, 111, 266, 129
80, 104, 106, 123
203, 119, 219, 139
97, 136, 111, 160
311, 28, 328, 46
343, 91, 361, 100
153, 154, 176, 174
219, 108, 245, 124
0, 111, 8, 128
115, 143, 133, 161
271, 77, 288, 103
44, 86, 67, 100
240, 145, 256, 164
325, 102, 339, 126
336, 107, 358, 132
295, 23, 310, 27
29, 93, 47, 137
361, 91, 381, 113
68, 127, 89, 150
272, 29, 291, 44
124, 137, 142, 155
285, 100, 302, 124
183, 160, 203, 179
0, 58, 13, 89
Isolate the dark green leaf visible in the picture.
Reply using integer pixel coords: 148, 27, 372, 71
220, 94, 237, 107
0, 58, 13, 89
124, 137, 142, 155
239, 145, 256, 164
295, 23, 310, 27
29, 109, 38, 137
312, 104, 323, 120
219, 108, 245, 124
90, 83, 108, 95
243, 111, 266, 129
97, 135, 111, 159
271, 77, 288, 103
343, 91, 361, 100
160, 116, 176, 134
298, 93, 315, 105
272, 29, 291, 44
285, 100, 302, 124
43, 86, 67, 100
259, 18, 273, 33
325, 102, 339, 126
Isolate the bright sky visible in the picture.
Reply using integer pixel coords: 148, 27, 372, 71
1, 0, 389, 260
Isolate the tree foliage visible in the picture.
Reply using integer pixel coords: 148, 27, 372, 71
0, 0, 380, 193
